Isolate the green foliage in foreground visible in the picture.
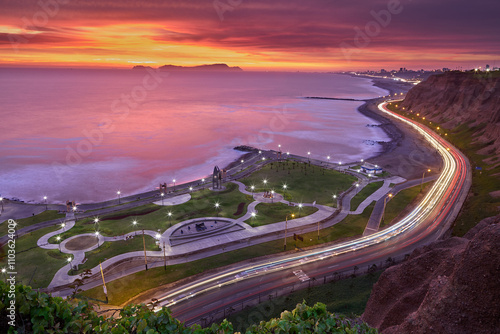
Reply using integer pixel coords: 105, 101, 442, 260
0, 282, 376, 333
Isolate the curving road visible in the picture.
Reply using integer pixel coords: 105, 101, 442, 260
153, 101, 471, 325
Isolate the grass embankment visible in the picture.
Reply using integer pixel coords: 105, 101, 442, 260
0, 210, 64, 236
50, 183, 253, 243
387, 102, 500, 236
73, 235, 157, 274
240, 161, 357, 206
82, 203, 375, 305
382, 182, 432, 227
226, 271, 382, 331
248, 203, 317, 226
350, 181, 384, 211
0, 225, 66, 288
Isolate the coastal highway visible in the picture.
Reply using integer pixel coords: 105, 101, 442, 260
147, 101, 471, 326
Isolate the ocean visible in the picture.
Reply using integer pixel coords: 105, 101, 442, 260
0, 68, 389, 203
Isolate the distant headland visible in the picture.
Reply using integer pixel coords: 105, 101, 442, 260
132, 63, 243, 71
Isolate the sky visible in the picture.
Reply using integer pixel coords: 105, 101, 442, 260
0, 0, 499, 71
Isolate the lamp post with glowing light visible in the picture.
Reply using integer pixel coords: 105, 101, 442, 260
298, 203, 303, 217
167, 211, 173, 226
43, 196, 48, 210
382, 193, 393, 222
56, 235, 61, 252
421, 169, 431, 192
173, 179, 176, 191
333, 194, 337, 208
250, 185, 255, 196
132, 220, 138, 235
161, 192, 164, 205
214, 202, 220, 217
282, 184, 287, 200
95, 231, 100, 247
117, 191, 121, 204
284, 213, 295, 250
67, 257, 73, 273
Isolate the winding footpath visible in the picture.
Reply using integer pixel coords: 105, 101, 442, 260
36, 173, 402, 292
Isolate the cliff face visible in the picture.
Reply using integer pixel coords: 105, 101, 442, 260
362, 215, 500, 334
400, 71, 500, 163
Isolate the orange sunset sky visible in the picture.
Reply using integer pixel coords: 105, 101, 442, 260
0, 0, 499, 71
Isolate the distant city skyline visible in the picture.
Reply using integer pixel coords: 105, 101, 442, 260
0, 0, 499, 71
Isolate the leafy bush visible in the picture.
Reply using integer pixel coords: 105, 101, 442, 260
0, 282, 376, 333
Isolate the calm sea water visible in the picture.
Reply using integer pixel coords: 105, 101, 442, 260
0, 68, 389, 203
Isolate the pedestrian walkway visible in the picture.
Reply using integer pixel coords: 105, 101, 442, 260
40, 180, 338, 290
348, 176, 406, 215
153, 194, 191, 206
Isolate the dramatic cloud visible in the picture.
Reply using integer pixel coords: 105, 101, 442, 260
0, 0, 498, 70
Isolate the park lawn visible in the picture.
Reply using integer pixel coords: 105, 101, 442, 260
0, 210, 64, 236
50, 183, 253, 243
382, 183, 430, 227
388, 101, 500, 236
350, 181, 384, 211
73, 234, 157, 274
0, 225, 67, 289
82, 206, 374, 305
240, 161, 357, 206
248, 202, 318, 226
226, 271, 383, 331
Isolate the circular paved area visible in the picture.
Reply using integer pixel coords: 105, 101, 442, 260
253, 192, 284, 203
65, 235, 98, 251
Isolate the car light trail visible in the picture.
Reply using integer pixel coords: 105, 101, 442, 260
153, 101, 468, 313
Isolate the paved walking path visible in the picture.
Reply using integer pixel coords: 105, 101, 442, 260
348, 176, 406, 214
13, 151, 414, 296
40, 180, 337, 289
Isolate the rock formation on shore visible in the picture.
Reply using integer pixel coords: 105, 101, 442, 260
133, 63, 242, 71
400, 71, 500, 164
362, 215, 500, 334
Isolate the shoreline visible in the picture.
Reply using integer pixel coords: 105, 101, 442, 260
3, 76, 414, 206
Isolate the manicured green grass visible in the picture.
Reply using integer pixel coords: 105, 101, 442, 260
387, 102, 500, 236
0, 210, 64, 236
50, 183, 253, 243
248, 202, 318, 226
82, 205, 374, 305
74, 234, 157, 274
226, 271, 383, 331
0, 225, 66, 288
240, 161, 357, 206
350, 181, 384, 211
382, 182, 430, 227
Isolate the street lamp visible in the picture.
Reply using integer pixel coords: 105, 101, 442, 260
271, 190, 275, 203
161, 192, 165, 205
307, 151, 311, 162
56, 235, 61, 252
67, 257, 73, 272
333, 194, 337, 207
421, 169, 431, 192
117, 191, 121, 204
250, 185, 255, 195
132, 220, 138, 235
0, 197, 3, 213
284, 213, 295, 250
43, 196, 48, 210
355, 183, 360, 193
214, 202, 220, 217
298, 203, 303, 217
251, 212, 256, 219
189, 186, 193, 192
61, 222, 66, 231
382, 193, 393, 222
282, 184, 287, 199
327, 156, 330, 165
95, 231, 100, 247
167, 211, 173, 226
173, 179, 176, 191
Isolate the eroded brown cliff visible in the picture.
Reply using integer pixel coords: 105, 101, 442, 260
400, 71, 500, 164
362, 215, 500, 334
